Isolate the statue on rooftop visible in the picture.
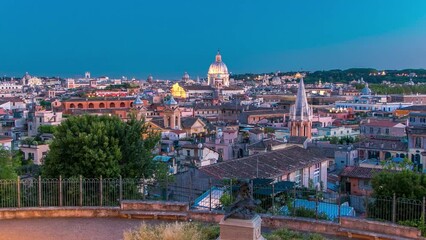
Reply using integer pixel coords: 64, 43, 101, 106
224, 180, 260, 220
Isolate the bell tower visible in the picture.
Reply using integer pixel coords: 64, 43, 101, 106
289, 78, 313, 138
163, 96, 181, 129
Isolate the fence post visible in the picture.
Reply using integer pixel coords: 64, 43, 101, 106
59, 175, 63, 207
17, 176, 20, 208
165, 174, 169, 201
79, 175, 83, 207
422, 196, 425, 224
142, 176, 145, 200
392, 193, 396, 223
315, 189, 319, 220
99, 176, 103, 207
338, 191, 341, 224
209, 178, 212, 211
119, 175, 123, 205
272, 184, 275, 215
365, 193, 369, 218
230, 179, 233, 203
292, 185, 296, 216
189, 173, 193, 205
38, 175, 42, 207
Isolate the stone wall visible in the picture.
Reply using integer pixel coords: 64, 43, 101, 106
260, 214, 340, 235
0, 203, 422, 239
0, 207, 121, 219
340, 217, 422, 239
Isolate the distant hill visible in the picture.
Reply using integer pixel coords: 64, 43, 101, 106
231, 68, 426, 84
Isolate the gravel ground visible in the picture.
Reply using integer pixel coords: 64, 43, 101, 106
0, 218, 158, 240
0, 217, 350, 240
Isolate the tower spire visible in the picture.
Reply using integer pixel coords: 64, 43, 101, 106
289, 78, 313, 138
291, 78, 312, 121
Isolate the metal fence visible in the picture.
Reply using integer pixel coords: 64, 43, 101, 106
0, 177, 425, 228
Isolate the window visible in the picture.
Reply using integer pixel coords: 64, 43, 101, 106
369, 127, 373, 134
294, 169, 302, 186
313, 163, 320, 186
359, 180, 372, 190
415, 137, 422, 148
385, 128, 389, 135
186, 150, 190, 156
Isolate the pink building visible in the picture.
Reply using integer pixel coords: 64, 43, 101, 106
360, 119, 406, 138
204, 129, 239, 161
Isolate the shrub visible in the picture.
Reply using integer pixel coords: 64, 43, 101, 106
219, 193, 232, 208
265, 228, 326, 240
123, 222, 219, 240
398, 220, 426, 237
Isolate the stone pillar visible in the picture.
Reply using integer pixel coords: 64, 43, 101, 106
219, 215, 265, 240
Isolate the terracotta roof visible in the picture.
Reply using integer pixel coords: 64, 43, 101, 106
362, 120, 404, 128
200, 146, 328, 179
354, 139, 407, 152
340, 166, 385, 179
287, 136, 308, 144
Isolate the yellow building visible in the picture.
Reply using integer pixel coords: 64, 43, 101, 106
171, 83, 187, 99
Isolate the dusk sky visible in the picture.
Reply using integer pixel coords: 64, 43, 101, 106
1, 0, 426, 79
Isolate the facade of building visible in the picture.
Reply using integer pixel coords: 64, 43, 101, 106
407, 112, 426, 172
20, 143, 49, 165
28, 110, 63, 137
340, 166, 384, 196
360, 119, 406, 138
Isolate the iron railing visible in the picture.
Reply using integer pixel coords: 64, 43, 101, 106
0, 177, 425, 228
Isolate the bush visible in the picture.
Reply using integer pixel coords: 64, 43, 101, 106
123, 222, 219, 240
219, 193, 232, 208
265, 228, 326, 240
399, 220, 426, 237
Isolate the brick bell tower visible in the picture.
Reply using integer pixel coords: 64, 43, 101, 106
289, 78, 313, 138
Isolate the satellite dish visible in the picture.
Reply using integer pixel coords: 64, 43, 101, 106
197, 143, 203, 149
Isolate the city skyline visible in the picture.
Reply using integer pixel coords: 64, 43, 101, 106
1, 0, 426, 79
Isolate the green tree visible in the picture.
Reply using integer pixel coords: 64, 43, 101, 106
117, 115, 160, 178
43, 114, 159, 178
0, 148, 21, 179
372, 169, 426, 199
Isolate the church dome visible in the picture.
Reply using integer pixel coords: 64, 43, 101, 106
361, 83, 372, 95
208, 51, 228, 75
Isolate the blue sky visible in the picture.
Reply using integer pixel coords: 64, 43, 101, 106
0, 0, 425, 79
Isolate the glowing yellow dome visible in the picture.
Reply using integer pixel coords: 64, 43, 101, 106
171, 83, 186, 99
294, 72, 302, 79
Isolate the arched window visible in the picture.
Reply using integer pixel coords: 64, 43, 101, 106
110, 102, 115, 108
400, 153, 405, 159
415, 137, 422, 148
99, 103, 105, 108
130, 102, 133, 107
88, 103, 94, 108
77, 103, 83, 109
70, 103, 75, 109
120, 102, 125, 108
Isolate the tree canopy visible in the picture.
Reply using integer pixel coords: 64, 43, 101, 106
372, 168, 426, 200
43, 114, 159, 178
0, 148, 21, 179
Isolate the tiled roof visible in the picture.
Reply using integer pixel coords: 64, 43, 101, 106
248, 139, 286, 150
340, 166, 385, 179
362, 120, 404, 128
287, 136, 308, 144
354, 139, 407, 152
200, 146, 328, 179
181, 117, 201, 129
